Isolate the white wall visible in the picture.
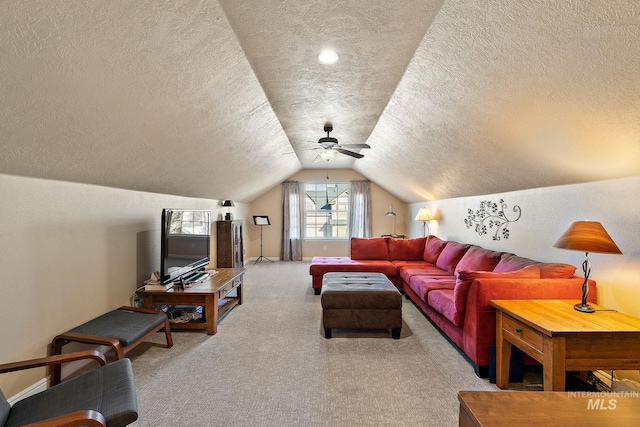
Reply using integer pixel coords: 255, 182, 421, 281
408, 176, 640, 318
0, 173, 242, 397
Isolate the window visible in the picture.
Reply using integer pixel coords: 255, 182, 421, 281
304, 182, 349, 239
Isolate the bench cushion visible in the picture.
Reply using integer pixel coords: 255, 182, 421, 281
69, 309, 167, 347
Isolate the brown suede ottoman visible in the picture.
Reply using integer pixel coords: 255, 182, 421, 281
320, 272, 402, 339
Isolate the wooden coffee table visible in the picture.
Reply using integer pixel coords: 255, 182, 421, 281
136, 268, 245, 335
491, 299, 640, 391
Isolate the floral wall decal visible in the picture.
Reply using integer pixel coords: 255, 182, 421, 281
464, 199, 521, 240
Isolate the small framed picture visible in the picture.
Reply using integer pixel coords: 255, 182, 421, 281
253, 215, 271, 226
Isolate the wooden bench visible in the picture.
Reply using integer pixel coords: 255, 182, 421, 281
50, 306, 173, 385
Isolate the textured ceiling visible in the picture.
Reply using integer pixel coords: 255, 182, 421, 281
1, 1, 640, 203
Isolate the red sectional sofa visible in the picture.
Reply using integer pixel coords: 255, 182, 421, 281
309, 236, 596, 376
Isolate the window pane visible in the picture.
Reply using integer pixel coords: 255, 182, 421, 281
304, 182, 349, 240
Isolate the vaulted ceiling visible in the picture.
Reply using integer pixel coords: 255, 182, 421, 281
2, 1, 639, 203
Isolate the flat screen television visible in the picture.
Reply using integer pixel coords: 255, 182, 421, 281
160, 209, 211, 284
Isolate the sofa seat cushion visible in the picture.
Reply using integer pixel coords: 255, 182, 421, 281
388, 237, 427, 261
427, 289, 463, 327
391, 260, 433, 269
350, 237, 389, 260
399, 265, 450, 284
454, 245, 503, 275
407, 275, 456, 303
436, 241, 471, 275
310, 257, 398, 278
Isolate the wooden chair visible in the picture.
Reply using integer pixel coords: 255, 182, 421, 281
0, 350, 137, 426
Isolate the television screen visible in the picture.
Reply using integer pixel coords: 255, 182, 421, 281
160, 209, 211, 284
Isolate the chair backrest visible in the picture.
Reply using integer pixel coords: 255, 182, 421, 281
0, 389, 10, 427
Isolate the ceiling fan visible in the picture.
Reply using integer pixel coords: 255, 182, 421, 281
314, 123, 370, 160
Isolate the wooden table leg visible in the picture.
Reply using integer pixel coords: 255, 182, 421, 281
495, 311, 512, 389
543, 336, 566, 391
237, 279, 243, 305
205, 294, 217, 335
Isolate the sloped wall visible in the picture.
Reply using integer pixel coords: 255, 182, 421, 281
0, 174, 224, 397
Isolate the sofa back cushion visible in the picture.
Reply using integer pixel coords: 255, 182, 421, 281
423, 235, 448, 264
435, 241, 471, 274
388, 237, 427, 261
538, 263, 577, 278
454, 246, 503, 275
494, 253, 577, 278
350, 237, 389, 260
493, 253, 539, 273
453, 265, 541, 312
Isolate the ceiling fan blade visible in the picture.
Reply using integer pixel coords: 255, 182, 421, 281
339, 143, 370, 149
336, 148, 364, 159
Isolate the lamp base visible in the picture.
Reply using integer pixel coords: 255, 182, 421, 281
574, 303, 595, 313
225, 213, 233, 221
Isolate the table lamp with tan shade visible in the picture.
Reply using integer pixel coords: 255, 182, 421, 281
414, 207, 435, 237
553, 221, 622, 313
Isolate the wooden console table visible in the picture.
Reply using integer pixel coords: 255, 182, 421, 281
458, 390, 640, 426
491, 299, 640, 391
136, 268, 245, 335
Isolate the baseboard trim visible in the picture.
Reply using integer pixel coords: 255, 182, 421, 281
8, 378, 47, 405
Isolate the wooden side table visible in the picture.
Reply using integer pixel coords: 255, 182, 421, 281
458, 390, 640, 426
491, 299, 640, 391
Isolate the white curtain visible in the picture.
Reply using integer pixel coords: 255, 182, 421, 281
281, 181, 303, 261
349, 180, 371, 239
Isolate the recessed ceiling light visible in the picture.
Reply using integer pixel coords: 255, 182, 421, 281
318, 49, 339, 64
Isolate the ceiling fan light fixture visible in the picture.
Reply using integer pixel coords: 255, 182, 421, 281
318, 49, 339, 64
318, 149, 337, 160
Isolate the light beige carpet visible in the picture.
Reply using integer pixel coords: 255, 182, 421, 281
126, 261, 530, 426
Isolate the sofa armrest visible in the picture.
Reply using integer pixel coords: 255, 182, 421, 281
468, 277, 596, 312
461, 277, 595, 367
